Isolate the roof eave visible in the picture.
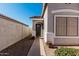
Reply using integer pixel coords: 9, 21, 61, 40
41, 3, 48, 18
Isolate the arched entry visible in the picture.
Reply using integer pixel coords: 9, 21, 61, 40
36, 22, 43, 37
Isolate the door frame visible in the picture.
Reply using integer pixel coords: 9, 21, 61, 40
36, 24, 41, 37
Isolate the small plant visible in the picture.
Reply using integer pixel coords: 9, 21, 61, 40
55, 47, 79, 56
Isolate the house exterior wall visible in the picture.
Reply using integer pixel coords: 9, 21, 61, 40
48, 3, 79, 33
43, 6, 48, 43
46, 3, 79, 45
54, 38, 79, 45
0, 17, 32, 51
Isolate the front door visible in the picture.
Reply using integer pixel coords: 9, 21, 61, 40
36, 24, 41, 37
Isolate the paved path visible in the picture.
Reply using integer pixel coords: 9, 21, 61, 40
27, 38, 41, 56
27, 38, 46, 56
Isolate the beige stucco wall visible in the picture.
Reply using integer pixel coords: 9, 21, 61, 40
0, 18, 32, 51
46, 3, 79, 45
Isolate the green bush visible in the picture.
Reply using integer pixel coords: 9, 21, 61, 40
55, 47, 79, 56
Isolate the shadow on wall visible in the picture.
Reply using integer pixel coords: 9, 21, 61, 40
0, 17, 32, 54
0, 35, 35, 56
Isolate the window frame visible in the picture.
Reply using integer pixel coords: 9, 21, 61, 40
54, 15, 79, 38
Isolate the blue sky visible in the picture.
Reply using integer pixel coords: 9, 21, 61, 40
0, 3, 43, 27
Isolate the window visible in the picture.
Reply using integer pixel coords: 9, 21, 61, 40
56, 17, 66, 36
56, 17, 78, 36
67, 17, 78, 36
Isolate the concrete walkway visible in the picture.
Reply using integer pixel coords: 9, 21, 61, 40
27, 38, 46, 56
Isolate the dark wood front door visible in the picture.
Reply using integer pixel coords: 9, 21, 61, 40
36, 24, 41, 37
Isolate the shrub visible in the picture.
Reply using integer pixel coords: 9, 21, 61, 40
55, 47, 79, 56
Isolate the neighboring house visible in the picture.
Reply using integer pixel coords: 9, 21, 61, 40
0, 14, 32, 51
31, 3, 79, 45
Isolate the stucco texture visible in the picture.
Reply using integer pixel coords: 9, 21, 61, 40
0, 17, 32, 51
